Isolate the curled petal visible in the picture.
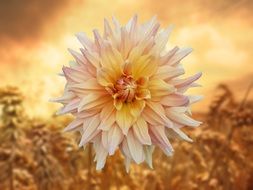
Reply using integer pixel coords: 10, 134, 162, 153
161, 93, 189, 107
149, 125, 174, 156
172, 72, 202, 89
155, 65, 185, 81
168, 47, 193, 66
166, 107, 202, 127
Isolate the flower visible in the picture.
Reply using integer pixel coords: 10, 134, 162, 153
53, 15, 202, 171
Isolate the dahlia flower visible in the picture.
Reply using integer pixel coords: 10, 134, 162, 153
53, 15, 202, 171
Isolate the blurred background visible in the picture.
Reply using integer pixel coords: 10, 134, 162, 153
0, 0, 252, 190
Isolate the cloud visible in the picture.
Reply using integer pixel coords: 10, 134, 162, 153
0, 0, 71, 43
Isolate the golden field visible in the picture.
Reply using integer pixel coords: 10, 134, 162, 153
0, 84, 252, 190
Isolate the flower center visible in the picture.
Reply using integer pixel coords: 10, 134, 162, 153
114, 75, 137, 103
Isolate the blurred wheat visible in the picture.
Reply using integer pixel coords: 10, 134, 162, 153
0, 84, 252, 190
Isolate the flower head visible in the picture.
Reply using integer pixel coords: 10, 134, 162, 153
54, 15, 202, 171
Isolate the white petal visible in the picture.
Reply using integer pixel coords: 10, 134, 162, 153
124, 157, 131, 173
93, 136, 108, 170
78, 94, 111, 112
172, 72, 202, 89
166, 125, 193, 142
168, 47, 193, 66
68, 48, 86, 65
132, 117, 151, 145
166, 107, 202, 127
149, 125, 174, 156
75, 32, 95, 51
126, 130, 144, 164
153, 25, 173, 52
188, 95, 204, 104
79, 115, 100, 146
107, 124, 124, 155
161, 93, 189, 107
101, 131, 109, 149
121, 138, 131, 158
56, 98, 80, 115
64, 118, 83, 132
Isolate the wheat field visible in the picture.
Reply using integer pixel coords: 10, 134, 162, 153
0, 84, 252, 190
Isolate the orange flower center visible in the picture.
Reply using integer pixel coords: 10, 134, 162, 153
114, 75, 137, 103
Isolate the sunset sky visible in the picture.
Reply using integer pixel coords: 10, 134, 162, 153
0, 0, 252, 117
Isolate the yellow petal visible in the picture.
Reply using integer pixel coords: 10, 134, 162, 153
114, 98, 123, 110
135, 89, 151, 100
131, 55, 158, 79
97, 67, 118, 86
129, 100, 145, 119
116, 104, 133, 135
100, 44, 123, 75
148, 78, 175, 100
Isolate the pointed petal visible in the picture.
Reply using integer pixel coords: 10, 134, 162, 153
143, 145, 154, 168
166, 125, 193, 142
124, 157, 131, 173
79, 115, 100, 146
131, 55, 158, 79
116, 104, 133, 135
153, 25, 173, 52
149, 78, 176, 99
82, 49, 100, 68
50, 92, 75, 104
166, 107, 202, 127
107, 124, 124, 155
93, 135, 108, 170
142, 106, 165, 125
172, 72, 202, 89
149, 125, 174, 156
161, 93, 189, 107
97, 67, 118, 86
133, 117, 151, 145
168, 47, 193, 66
75, 32, 95, 51
78, 94, 111, 112
68, 78, 104, 92
57, 98, 80, 115
64, 118, 83, 132
188, 95, 204, 104
121, 138, 131, 158
146, 101, 173, 125
98, 102, 116, 131
126, 130, 144, 164
155, 65, 185, 81
129, 100, 145, 119
160, 46, 179, 65
68, 49, 87, 65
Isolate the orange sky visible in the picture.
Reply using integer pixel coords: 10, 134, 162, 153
0, 0, 252, 117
